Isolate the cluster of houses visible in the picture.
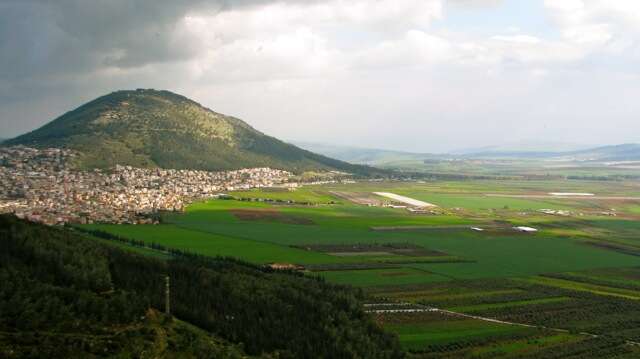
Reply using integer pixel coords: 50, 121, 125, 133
539, 208, 617, 217
0, 146, 293, 225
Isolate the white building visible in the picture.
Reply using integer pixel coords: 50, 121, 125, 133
514, 226, 538, 233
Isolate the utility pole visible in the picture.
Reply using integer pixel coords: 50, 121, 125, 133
165, 275, 171, 316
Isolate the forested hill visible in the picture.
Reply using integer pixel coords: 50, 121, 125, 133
0, 215, 402, 358
4, 89, 382, 176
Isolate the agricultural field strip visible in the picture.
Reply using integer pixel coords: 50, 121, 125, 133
364, 302, 434, 313
470, 333, 583, 357
518, 276, 640, 300
381, 317, 537, 351
382, 289, 524, 301
377, 300, 640, 346
449, 296, 572, 312
486, 194, 640, 200
559, 270, 640, 289
373, 192, 438, 207
370, 224, 500, 231
549, 193, 595, 196
364, 303, 414, 306
366, 309, 436, 314
327, 251, 402, 257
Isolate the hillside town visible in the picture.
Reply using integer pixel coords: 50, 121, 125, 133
0, 146, 293, 225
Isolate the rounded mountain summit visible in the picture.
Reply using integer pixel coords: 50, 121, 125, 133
5, 89, 377, 175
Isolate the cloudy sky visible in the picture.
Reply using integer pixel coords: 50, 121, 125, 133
1, 0, 640, 152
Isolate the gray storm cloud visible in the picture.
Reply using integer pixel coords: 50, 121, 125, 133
0, 0, 309, 80
0, 0, 312, 135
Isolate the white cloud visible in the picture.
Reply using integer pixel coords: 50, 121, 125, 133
173, 0, 445, 82
5, 0, 640, 151
448, 0, 504, 8
491, 35, 542, 44
354, 30, 452, 69
544, 0, 640, 51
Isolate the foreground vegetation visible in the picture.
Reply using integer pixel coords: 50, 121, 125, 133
0, 215, 402, 358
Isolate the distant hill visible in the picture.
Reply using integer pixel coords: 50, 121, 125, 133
4, 89, 380, 175
293, 140, 640, 169
292, 141, 439, 165
457, 144, 640, 161
450, 141, 594, 156
455, 150, 564, 159
565, 144, 640, 161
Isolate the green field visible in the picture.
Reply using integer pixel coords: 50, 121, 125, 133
84, 223, 349, 265
318, 268, 448, 287
230, 187, 339, 203
383, 316, 536, 350
81, 180, 640, 358
449, 297, 571, 313
518, 276, 640, 300
86, 196, 640, 282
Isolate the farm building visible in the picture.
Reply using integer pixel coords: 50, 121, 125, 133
267, 263, 305, 271
386, 204, 407, 209
513, 226, 538, 233
407, 208, 430, 214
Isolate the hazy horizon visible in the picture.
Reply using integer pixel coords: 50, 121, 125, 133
2, 0, 640, 152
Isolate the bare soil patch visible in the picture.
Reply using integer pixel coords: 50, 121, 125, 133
301, 243, 448, 257
230, 209, 314, 225
380, 272, 412, 277
329, 251, 395, 257
305, 263, 400, 271
330, 191, 383, 206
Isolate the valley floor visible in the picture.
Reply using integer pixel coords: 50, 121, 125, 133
81, 179, 640, 358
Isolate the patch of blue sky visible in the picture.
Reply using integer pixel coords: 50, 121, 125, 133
438, 0, 560, 41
